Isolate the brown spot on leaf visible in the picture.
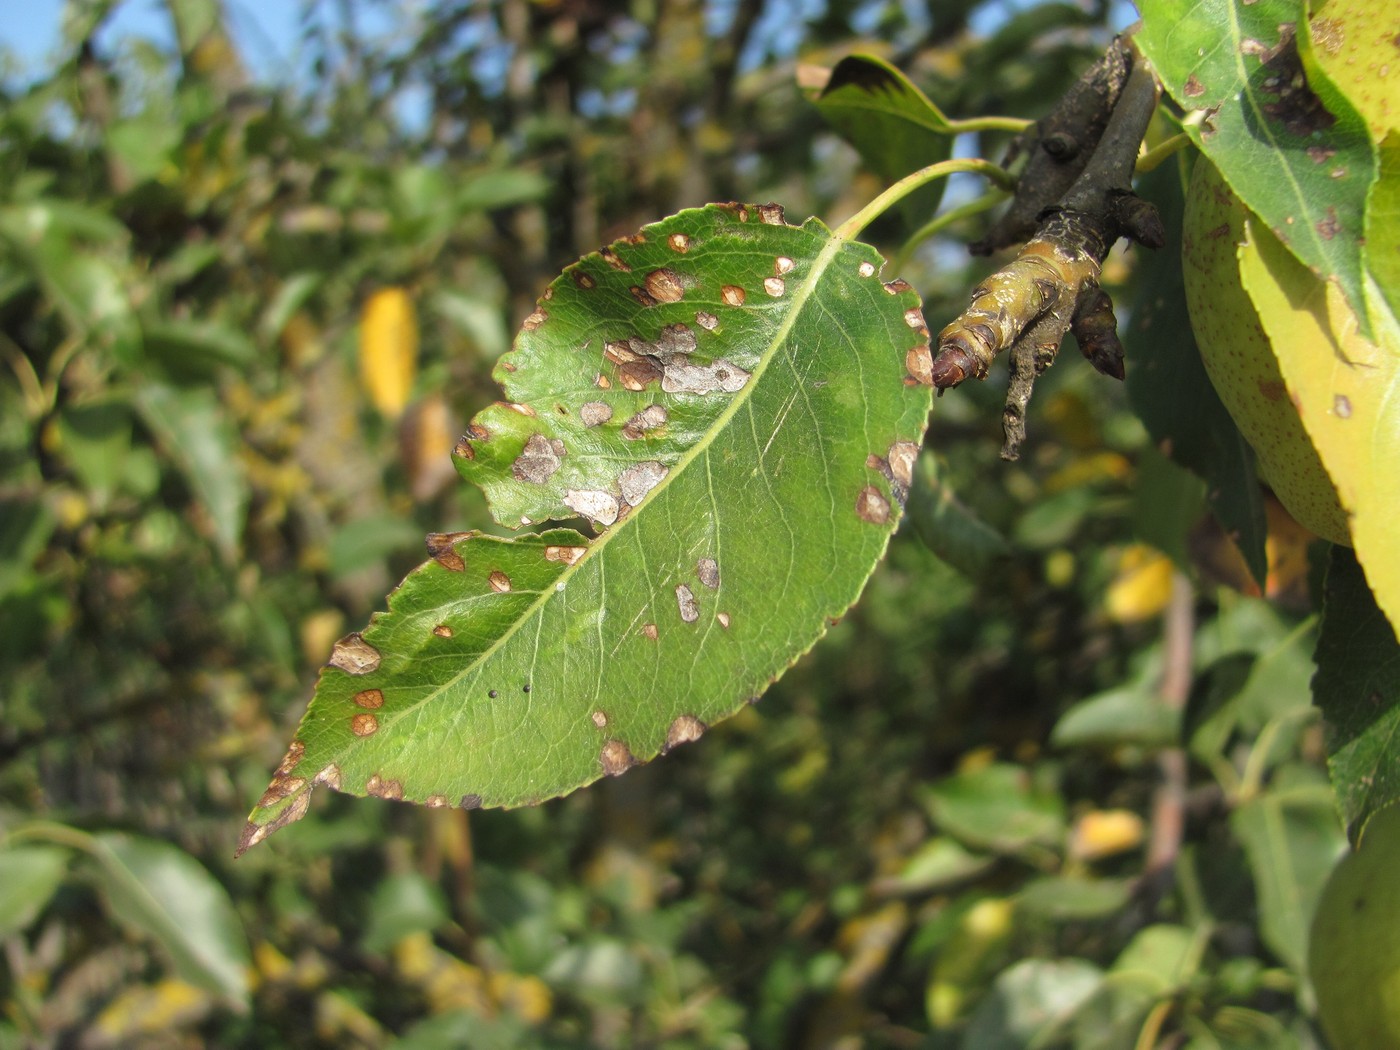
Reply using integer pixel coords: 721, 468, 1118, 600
721, 285, 746, 307
664, 714, 706, 752
595, 374, 611, 389
601, 739, 637, 776
675, 583, 700, 623
619, 357, 664, 391
426, 533, 468, 573
1316, 207, 1341, 240
258, 775, 306, 807
366, 774, 404, 800
642, 623, 659, 641
600, 246, 630, 271
696, 310, 719, 331
580, 401, 613, 427
764, 276, 786, 297
904, 308, 927, 330
236, 791, 311, 856
275, 740, 305, 777
1184, 73, 1205, 97
433, 624, 454, 638
572, 270, 597, 290
717, 612, 731, 629
351, 712, 380, 737
330, 633, 382, 675
545, 544, 587, 565
1335, 394, 1352, 418
619, 461, 669, 506
858, 261, 876, 277
630, 285, 659, 307
906, 345, 935, 386
512, 433, 563, 485
622, 404, 669, 439
774, 256, 796, 275
355, 688, 385, 709
645, 268, 685, 304
591, 710, 609, 729
856, 486, 891, 524
883, 279, 913, 295
460, 794, 483, 810
668, 232, 691, 252
425, 795, 450, 808
1307, 145, 1337, 164
489, 570, 512, 593
888, 441, 920, 489
314, 764, 342, 790
757, 203, 786, 225
564, 489, 620, 526
697, 558, 720, 589
506, 402, 536, 417
522, 308, 548, 331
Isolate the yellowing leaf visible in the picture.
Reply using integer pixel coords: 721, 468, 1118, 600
1105, 545, 1175, 624
358, 288, 418, 419
1240, 219, 1400, 636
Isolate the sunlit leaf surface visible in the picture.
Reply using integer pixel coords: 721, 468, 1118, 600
241, 203, 932, 852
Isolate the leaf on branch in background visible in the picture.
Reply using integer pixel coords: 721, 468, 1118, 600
804, 54, 956, 223
134, 381, 249, 563
1239, 216, 1400, 633
87, 833, 251, 1010
1315, 545, 1400, 843
240, 203, 932, 853
1137, 0, 1376, 335
0, 845, 70, 936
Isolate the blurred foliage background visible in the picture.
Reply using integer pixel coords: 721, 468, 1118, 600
0, 1, 1339, 1047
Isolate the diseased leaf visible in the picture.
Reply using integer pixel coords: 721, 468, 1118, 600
1314, 545, 1400, 843
240, 203, 932, 852
1138, 0, 1376, 335
1303, 0, 1400, 144
807, 54, 955, 222
1238, 215, 1400, 633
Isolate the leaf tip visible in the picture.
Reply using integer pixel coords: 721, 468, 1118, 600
234, 790, 311, 858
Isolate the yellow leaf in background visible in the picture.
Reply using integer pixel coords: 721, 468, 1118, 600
1240, 220, 1400, 637
358, 287, 418, 419
399, 392, 459, 501
1070, 809, 1145, 861
1105, 544, 1175, 623
92, 979, 212, 1043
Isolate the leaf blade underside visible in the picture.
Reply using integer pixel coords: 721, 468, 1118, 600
240, 204, 933, 853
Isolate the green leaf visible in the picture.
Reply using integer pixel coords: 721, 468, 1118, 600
1052, 678, 1180, 751
1230, 775, 1346, 971
361, 871, 449, 954
57, 398, 134, 507
134, 381, 249, 562
808, 54, 955, 223
1016, 877, 1133, 922
143, 319, 259, 379
0, 845, 70, 935
965, 958, 1103, 1050
87, 832, 251, 1008
1366, 135, 1400, 328
922, 763, 1066, 856
905, 453, 1010, 579
1314, 545, 1400, 843
240, 204, 931, 851
1125, 159, 1267, 585
1137, 0, 1376, 335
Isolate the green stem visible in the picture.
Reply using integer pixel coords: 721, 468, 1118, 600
1135, 132, 1192, 174
834, 158, 1015, 242
946, 115, 1033, 134
893, 191, 1009, 271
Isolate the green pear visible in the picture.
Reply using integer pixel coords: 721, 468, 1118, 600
1180, 156, 1351, 545
1309, 804, 1400, 1049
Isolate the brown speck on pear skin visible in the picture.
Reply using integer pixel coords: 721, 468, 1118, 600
354, 688, 384, 709
600, 739, 637, 776
488, 570, 512, 593
351, 712, 380, 737
330, 633, 382, 675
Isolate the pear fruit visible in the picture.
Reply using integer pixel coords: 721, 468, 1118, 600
1180, 156, 1351, 545
1309, 804, 1400, 1049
